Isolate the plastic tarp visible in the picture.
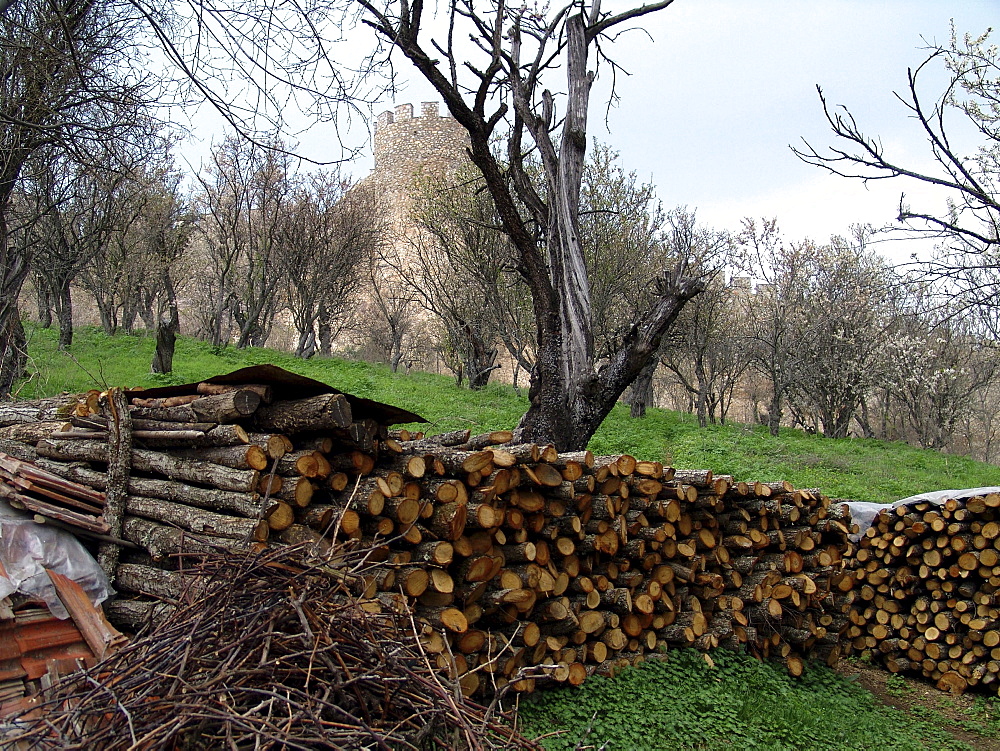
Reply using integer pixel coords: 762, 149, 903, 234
843, 487, 1000, 543
0, 500, 112, 619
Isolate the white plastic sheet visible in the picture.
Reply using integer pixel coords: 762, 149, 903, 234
843, 487, 1000, 542
0, 499, 112, 619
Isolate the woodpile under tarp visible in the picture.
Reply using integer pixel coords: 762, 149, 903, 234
840, 490, 1000, 694
0, 365, 859, 705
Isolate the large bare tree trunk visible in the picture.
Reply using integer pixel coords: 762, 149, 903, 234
35, 277, 53, 328
627, 358, 657, 419
318, 303, 333, 357
295, 329, 317, 359
510, 14, 701, 449
151, 269, 179, 374
0, 311, 26, 398
376, 1, 692, 451
95, 296, 117, 335
518, 278, 700, 449
549, 15, 594, 397
53, 279, 73, 350
0, 212, 30, 397
768, 391, 783, 437
462, 323, 498, 391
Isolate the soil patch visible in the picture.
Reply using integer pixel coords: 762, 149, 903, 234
837, 659, 1000, 750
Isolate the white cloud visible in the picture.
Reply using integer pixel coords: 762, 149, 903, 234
693, 169, 948, 263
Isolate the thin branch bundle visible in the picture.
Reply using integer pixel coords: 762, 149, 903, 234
4, 545, 534, 750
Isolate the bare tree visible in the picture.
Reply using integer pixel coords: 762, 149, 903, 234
960, 375, 1000, 463
881, 291, 998, 450
355, 0, 701, 449
141, 161, 196, 373
795, 24, 999, 329
661, 277, 749, 428
0, 0, 155, 394
583, 146, 687, 361
280, 176, 383, 359
626, 207, 731, 420
404, 166, 529, 389
75, 147, 189, 339
736, 219, 811, 437
194, 134, 295, 349
403, 192, 504, 388
361, 253, 425, 372
24, 142, 150, 350
789, 227, 898, 438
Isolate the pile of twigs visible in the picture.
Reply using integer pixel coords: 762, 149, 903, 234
4, 544, 536, 750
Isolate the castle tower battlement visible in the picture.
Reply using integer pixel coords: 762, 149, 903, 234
372, 101, 469, 177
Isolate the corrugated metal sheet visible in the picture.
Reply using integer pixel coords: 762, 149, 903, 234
125, 363, 427, 425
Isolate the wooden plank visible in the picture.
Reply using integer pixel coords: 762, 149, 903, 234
45, 569, 127, 660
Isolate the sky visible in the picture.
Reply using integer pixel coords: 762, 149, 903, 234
591, 0, 996, 257
183, 0, 997, 263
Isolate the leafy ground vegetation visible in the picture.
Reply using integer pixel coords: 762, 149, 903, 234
517, 648, 1000, 750
14, 325, 1000, 748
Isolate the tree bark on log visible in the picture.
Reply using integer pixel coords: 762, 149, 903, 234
127, 425, 251, 448
251, 393, 353, 433
129, 390, 261, 424
0, 421, 65, 443
123, 495, 268, 541
246, 432, 291, 459
196, 382, 274, 403
16, 460, 265, 518
115, 562, 207, 601
72, 416, 217, 433
0, 396, 76, 427
35, 439, 260, 493
398, 430, 472, 453
104, 598, 176, 630
98, 388, 131, 581
172, 444, 268, 471
121, 516, 257, 561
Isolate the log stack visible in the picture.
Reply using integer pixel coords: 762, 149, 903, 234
840, 492, 1000, 694
0, 368, 858, 698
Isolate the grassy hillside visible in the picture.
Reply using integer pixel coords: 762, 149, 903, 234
14, 324, 1000, 748
17, 324, 1000, 504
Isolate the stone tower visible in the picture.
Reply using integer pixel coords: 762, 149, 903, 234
359, 101, 471, 257
350, 103, 472, 370
371, 102, 470, 185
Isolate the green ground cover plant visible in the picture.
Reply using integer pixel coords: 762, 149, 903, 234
517, 648, 974, 750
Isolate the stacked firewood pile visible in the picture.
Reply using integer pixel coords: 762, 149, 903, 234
0, 369, 851, 696
0, 367, 423, 567
0, 367, 859, 699
3, 545, 536, 749
840, 492, 1000, 694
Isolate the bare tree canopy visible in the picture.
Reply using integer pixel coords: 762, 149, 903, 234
794, 25, 1000, 329
0, 0, 389, 395
356, 0, 703, 449
0, 0, 159, 395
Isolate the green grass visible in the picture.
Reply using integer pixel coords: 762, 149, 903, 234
517, 649, 973, 750
16, 324, 1000, 748
17, 324, 1000, 504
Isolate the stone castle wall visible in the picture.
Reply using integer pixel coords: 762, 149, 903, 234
372, 102, 470, 182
